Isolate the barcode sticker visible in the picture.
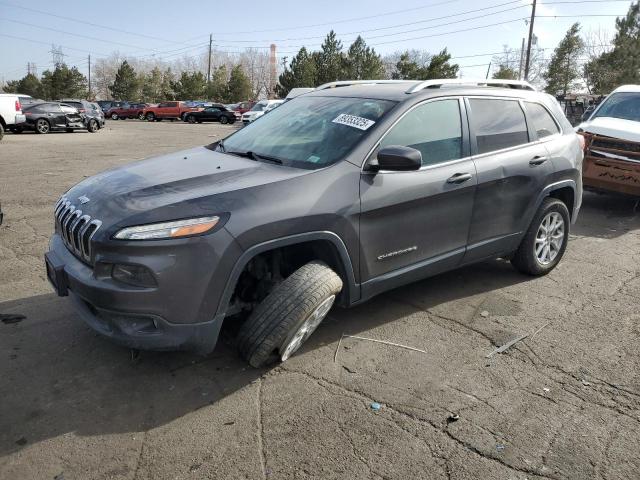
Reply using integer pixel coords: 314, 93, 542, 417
332, 113, 375, 131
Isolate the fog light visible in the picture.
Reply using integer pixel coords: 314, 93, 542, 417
111, 263, 157, 287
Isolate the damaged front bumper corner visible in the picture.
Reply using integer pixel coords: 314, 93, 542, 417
582, 133, 640, 196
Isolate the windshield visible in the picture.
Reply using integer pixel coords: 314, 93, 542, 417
220, 96, 396, 169
592, 92, 640, 122
251, 103, 267, 112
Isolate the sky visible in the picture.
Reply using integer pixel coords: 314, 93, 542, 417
0, 0, 633, 83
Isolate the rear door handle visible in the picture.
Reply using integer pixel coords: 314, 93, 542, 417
446, 173, 472, 184
529, 156, 548, 166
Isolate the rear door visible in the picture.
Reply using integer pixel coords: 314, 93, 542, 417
43, 103, 66, 128
463, 97, 553, 263
60, 104, 83, 127
359, 98, 476, 294
156, 102, 169, 118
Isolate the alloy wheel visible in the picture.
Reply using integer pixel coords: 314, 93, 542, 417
280, 295, 336, 361
534, 212, 565, 265
36, 119, 50, 134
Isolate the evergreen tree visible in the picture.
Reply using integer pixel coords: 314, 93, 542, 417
544, 23, 584, 95
392, 49, 458, 80
493, 65, 518, 80
276, 47, 317, 96
40, 64, 87, 99
423, 49, 459, 79
3, 73, 43, 98
585, 2, 640, 93
109, 61, 139, 100
227, 65, 252, 102
344, 36, 385, 80
172, 71, 207, 99
393, 52, 423, 80
141, 67, 163, 102
160, 68, 175, 100
206, 66, 229, 102
316, 31, 345, 84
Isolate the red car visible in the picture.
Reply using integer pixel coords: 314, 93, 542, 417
107, 103, 147, 120
143, 101, 201, 122
234, 101, 256, 114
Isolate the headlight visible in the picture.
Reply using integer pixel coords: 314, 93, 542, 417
113, 216, 220, 240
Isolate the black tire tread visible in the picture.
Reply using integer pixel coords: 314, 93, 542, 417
511, 197, 570, 276
237, 261, 342, 367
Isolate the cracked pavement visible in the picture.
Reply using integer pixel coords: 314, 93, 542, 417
1, 122, 640, 479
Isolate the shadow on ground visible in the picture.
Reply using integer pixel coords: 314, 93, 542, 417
0, 259, 529, 456
0, 189, 636, 458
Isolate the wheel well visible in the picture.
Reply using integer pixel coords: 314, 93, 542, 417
548, 186, 574, 219
226, 240, 350, 317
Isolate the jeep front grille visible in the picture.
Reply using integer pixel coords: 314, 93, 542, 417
54, 196, 102, 263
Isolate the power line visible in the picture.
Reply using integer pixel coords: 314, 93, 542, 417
213, 0, 465, 35
0, 18, 167, 53
215, 1, 527, 43
0, 0, 206, 46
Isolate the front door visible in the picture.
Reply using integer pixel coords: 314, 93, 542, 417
463, 97, 554, 262
359, 98, 477, 297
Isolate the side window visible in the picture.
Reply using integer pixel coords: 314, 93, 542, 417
168, 102, 178, 107
377, 99, 463, 167
469, 99, 529, 154
60, 105, 77, 114
525, 102, 560, 139
44, 103, 62, 113
158, 102, 168, 107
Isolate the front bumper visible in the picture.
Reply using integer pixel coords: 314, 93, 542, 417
45, 230, 240, 353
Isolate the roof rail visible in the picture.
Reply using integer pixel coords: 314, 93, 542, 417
405, 79, 536, 94
315, 80, 417, 90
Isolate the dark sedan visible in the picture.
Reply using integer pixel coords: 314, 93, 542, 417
184, 104, 236, 124
19, 102, 89, 134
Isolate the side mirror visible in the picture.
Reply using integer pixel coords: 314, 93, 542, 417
367, 145, 422, 172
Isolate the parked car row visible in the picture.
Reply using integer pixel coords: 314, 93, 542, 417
94, 99, 287, 126
0, 93, 104, 138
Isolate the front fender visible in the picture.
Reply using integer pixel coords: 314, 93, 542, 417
214, 231, 360, 319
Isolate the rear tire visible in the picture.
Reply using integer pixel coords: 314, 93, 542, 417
111, 113, 119, 120
35, 119, 50, 134
138, 112, 145, 120
237, 261, 343, 368
220, 116, 229, 125
87, 119, 98, 133
0, 123, 4, 141
187, 115, 196, 124
146, 112, 155, 122
511, 197, 570, 276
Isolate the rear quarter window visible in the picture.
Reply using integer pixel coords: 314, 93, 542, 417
525, 102, 560, 138
469, 98, 529, 154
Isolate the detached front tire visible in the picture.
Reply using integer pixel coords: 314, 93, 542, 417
511, 197, 570, 276
237, 261, 343, 368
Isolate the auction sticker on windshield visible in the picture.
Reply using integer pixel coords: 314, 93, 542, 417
332, 113, 376, 131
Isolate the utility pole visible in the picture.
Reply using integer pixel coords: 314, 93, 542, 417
518, 37, 525, 80
207, 34, 213, 83
88, 54, 91, 99
524, 0, 537, 80
485, 62, 491, 79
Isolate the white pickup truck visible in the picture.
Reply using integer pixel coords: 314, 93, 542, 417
0, 93, 28, 140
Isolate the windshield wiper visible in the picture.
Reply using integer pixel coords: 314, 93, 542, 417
224, 150, 283, 165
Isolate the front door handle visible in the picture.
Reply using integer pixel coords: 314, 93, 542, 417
529, 156, 548, 166
446, 173, 472, 184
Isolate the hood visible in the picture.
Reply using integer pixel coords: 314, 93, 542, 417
63, 146, 313, 230
578, 116, 640, 142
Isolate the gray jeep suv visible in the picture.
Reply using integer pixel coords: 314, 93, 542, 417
45, 79, 583, 367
